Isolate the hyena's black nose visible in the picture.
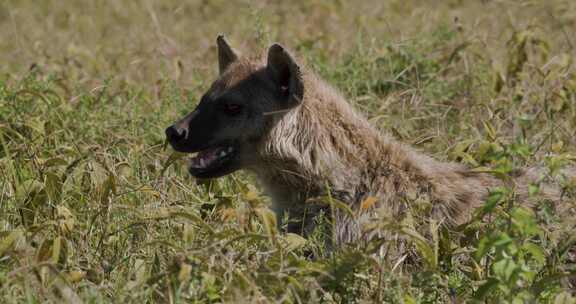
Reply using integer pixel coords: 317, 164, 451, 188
165, 125, 187, 144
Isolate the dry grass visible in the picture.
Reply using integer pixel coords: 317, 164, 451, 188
1, 0, 576, 303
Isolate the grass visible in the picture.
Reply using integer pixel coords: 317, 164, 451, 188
1, 0, 576, 303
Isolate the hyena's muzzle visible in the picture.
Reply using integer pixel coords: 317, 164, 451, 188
165, 106, 242, 179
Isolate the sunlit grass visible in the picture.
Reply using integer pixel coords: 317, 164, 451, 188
1, 0, 576, 302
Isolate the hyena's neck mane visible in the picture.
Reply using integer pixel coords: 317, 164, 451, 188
253, 70, 500, 227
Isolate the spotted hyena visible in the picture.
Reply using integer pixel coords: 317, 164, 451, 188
166, 35, 572, 245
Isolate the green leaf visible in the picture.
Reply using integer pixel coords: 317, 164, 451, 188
493, 257, 518, 282
474, 278, 500, 300
522, 242, 545, 265
511, 207, 541, 237
0, 230, 23, 257
282, 233, 308, 252
482, 188, 506, 214
169, 211, 215, 235
400, 226, 437, 269
51, 236, 62, 264
475, 233, 513, 262
311, 195, 355, 219
255, 207, 278, 245
403, 294, 417, 304
528, 184, 540, 197
45, 172, 63, 203
43, 157, 68, 167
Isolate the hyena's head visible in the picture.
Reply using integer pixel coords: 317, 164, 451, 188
166, 35, 304, 179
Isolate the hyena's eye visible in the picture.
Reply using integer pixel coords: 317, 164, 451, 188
222, 103, 243, 116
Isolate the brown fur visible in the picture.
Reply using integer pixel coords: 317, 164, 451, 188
249, 66, 567, 243
169, 37, 574, 246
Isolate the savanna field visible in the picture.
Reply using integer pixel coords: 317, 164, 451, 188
1, 1, 576, 303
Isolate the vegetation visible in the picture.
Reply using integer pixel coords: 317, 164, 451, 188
1, 0, 576, 302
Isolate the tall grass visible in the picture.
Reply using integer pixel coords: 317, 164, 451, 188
1, 0, 576, 302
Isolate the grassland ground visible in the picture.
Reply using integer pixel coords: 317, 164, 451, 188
1, 1, 576, 303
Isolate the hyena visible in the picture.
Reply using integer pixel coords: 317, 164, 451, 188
166, 35, 572, 245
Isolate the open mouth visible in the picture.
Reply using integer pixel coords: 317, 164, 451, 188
188, 145, 239, 178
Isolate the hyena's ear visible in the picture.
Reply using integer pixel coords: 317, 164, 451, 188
216, 35, 239, 74
267, 44, 304, 108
